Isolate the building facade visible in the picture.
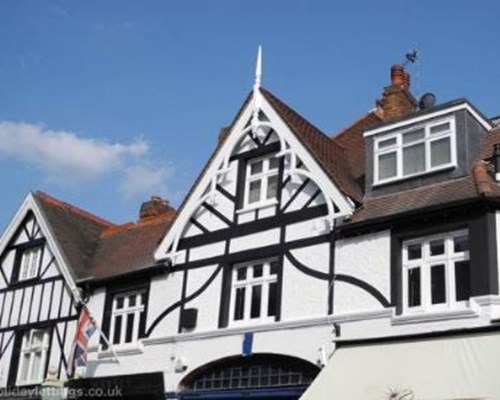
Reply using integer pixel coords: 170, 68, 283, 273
1, 59, 500, 399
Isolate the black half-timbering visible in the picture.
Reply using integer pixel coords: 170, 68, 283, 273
101, 279, 151, 349
390, 205, 498, 315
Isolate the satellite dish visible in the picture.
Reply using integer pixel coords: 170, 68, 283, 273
419, 92, 436, 110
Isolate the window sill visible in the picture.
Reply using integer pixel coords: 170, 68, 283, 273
391, 307, 478, 325
97, 341, 144, 358
373, 164, 456, 188
236, 200, 278, 215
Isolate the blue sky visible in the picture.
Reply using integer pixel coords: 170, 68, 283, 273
0, 1, 499, 231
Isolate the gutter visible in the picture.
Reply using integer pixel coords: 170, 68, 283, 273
77, 261, 170, 288
336, 197, 500, 237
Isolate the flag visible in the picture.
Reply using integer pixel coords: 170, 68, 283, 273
67, 306, 96, 377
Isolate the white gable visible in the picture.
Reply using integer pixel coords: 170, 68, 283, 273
155, 90, 355, 263
0, 193, 81, 301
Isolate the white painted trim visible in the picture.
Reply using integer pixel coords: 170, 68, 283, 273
154, 91, 354, 261
391, 307, 478, 325
472, 295, 500, 307
364, 102, 492, 137
401, 229, 469, 315
97, 342, 144, 358
139, 310, 391, 347
0, 193, 82, 303
236, 199, 278, 215
373, 116, 457, 185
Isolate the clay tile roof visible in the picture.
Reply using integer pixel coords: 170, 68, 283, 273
480, 126, 500, 159
33, 191, 114, 279
85, 214, 174, 280
350, 162, 500, 224
332, 111, 382, 183
260, 88, 363, 202
34, 191, 175, 281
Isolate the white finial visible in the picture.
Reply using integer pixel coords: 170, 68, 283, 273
254, 45, 262, 89
251, 45, 262, 138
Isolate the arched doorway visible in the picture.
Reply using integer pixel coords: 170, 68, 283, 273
177, 354, 320, 399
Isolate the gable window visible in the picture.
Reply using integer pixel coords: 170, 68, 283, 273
402, 230, 470, 313
17, 329, 50, 385
110, 290, 146, 345
230, 259, 279, 324
19, 245, 42, 281
245, 154, 280, 207
374, 117, 456, 184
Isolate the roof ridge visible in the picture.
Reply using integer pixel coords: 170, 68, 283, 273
100, 213, 175, 238
34, 191, 115, 227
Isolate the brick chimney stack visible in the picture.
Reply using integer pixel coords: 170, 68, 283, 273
139, 196, 175, 220
376, 64, 417, 121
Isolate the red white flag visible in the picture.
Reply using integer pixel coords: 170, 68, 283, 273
67, 306, 96, 377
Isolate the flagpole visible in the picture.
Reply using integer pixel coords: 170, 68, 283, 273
82, 304, 121, 364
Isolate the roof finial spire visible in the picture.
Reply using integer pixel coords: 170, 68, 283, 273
251, 45, 263, 138
254, 45, 262, 89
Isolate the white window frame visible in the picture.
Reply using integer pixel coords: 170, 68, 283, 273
243, 154, 280, 208
402, 230, 470, 314
16, 329, 50, 385
19, 246, 42, 281
109, 290, 146, 346
373, 117, 457, 185
229, 259, 279, 325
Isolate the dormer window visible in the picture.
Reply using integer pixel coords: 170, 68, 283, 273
244, 154, 279, 207
374, 117, 456, 184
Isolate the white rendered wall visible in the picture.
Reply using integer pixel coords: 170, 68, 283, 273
334, 230, 391, 314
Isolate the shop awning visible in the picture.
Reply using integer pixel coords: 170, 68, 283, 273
300, 328, 500, 400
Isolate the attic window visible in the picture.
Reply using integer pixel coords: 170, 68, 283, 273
374, 117, 456, 185
244, 154, 280, 207
19, 245, 42, 281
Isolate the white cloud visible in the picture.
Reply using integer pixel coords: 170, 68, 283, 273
120, 164, 171, 199
0, 121, 170, 197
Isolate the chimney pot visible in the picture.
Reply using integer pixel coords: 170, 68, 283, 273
391, 64, 406, 87
139, 196, 175, 219
377, 64, 417, 121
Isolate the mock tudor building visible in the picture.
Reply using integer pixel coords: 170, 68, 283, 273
1, 52, 500, 399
